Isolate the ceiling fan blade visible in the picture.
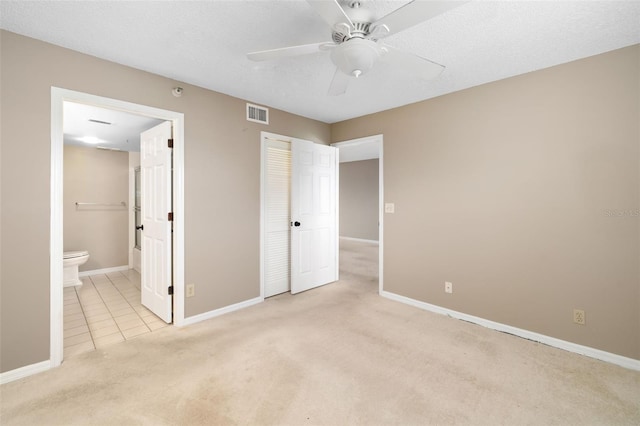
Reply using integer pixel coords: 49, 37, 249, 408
328, 68, 350, 96
380, 46, 445, 80
247, 42, 329, 62
371, 0, 468, 39
307, 0, 353, 30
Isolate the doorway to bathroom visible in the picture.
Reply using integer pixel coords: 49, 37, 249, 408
62, 102, 167, 356
51, 88, 186, 368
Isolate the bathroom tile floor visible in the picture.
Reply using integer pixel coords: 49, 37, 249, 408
63, 269, 169, 358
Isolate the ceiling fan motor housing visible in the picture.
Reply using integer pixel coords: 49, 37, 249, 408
330, 38, 380, 77
332, 21, 371, 43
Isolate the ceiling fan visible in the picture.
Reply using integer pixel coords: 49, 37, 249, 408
247, 0, 468, 95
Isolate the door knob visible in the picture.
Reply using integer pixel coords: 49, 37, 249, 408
136, 225, 144, 231
293, 221, 301, 227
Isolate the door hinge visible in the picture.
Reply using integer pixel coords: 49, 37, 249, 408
168, 138, 174, 148
168, 286, 174, 295
168, 212, 174, 221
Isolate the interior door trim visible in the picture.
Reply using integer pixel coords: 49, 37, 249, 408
50, 87, 185, 368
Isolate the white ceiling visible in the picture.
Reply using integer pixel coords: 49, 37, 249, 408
1, 1, 639, 124
64, 102, 164, 152
333, 138, 381, 162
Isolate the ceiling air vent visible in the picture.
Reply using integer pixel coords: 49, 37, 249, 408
246, 103, 269, 125
88, 119, 112, 125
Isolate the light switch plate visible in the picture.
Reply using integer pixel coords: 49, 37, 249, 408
385, 203, 395, 213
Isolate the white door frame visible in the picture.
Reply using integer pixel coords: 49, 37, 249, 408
331, 135, 384, 294
50, 87, 186, 368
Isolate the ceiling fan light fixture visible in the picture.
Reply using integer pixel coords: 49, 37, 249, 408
330, 38, 379, 77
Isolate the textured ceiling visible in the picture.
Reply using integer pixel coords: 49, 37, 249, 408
1, 1, 639, 124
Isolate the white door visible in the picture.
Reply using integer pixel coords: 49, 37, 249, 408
140, 121, 173, 323
264, 139, 292, 297
290, 139, 339, 294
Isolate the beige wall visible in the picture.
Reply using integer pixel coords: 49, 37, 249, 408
332, 45, 640, 360
64, 145, 129, 271
340, 159, 379, 241
129, 152, 140, 169
1, 28, 637, 374
0, 30, 330, 373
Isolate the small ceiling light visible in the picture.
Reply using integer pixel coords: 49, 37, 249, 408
77, 136, 104, 145
330, 38, 380, 78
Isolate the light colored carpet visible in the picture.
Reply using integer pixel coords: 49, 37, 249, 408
1, 239, 639, 425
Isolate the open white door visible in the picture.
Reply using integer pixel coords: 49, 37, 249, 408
140, 121, 173, 323
291, 139, 339, 294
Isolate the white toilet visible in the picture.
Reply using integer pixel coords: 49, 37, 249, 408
63, 251, 90, 287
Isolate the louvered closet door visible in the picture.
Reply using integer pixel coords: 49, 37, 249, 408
264, 139, 291, 297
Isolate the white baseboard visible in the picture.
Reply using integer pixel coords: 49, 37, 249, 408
79, 265, 130, 277
0, 360, 51, 385
339, 236, 379, 245
380, 290, 640, 372
180, 296, 263, 327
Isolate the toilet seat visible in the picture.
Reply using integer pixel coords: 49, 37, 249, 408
64, 250, 89, 259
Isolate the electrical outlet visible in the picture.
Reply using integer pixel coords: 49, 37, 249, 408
573, 309, 585, 325
385, 203, 395, 213
186, 283, 195, 298
445, 281, 453, 294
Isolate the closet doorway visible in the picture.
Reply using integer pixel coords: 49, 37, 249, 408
260, 132, 339, 298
